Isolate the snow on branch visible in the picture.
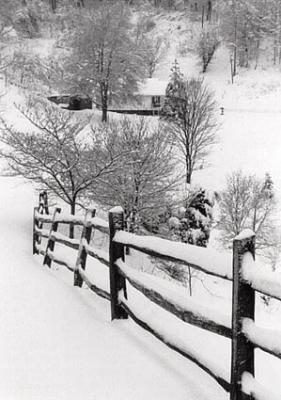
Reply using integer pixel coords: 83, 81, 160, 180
114, 231, 232, 280
116, 259, 231, 337
242, 373, 280, 400
242, 252, 281, 301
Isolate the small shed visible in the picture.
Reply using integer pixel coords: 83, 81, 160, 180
47, 94, 92, 110
68, 95, 92, 110
136, 78, 168, 109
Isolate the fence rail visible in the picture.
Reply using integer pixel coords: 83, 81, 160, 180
32, 193, 281, 400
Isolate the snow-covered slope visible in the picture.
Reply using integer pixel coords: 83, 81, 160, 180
144, 10, 281, 199
0, 176, 228, 400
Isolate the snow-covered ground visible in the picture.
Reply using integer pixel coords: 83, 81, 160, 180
0, 176, 229, 400
148, 11, 281, 199
1, 176, 281, 399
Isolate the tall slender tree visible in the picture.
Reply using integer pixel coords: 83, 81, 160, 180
161, 61, 217, 185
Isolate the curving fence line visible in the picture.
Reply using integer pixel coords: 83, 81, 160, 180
32, 194, 281, 400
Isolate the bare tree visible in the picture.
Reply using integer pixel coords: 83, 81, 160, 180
161, 62, 217, 185
0, 1, 22, 76
197, 27, 219, 73
62, 0, 146, 122
142, 34, 169, 78
0, 100, 121, 237
220, 0, 270, 72
93, 116, 180, 234
7, 46, 64, 92
217, 171, 279, 260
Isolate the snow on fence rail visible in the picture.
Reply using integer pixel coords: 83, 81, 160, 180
32, 193, 281, 400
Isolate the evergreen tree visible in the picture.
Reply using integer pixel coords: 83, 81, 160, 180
156, 188, 214, 296
161, 59, 187, 120
169, 188, 214, 248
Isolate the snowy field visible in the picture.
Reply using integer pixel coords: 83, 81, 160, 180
154, 38, 281, 199
0, 176, 229, 400
1, 176, 281, 400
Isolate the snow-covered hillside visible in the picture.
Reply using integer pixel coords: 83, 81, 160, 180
142, 9, 281, 199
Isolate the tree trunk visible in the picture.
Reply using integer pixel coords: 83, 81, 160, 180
233, 46, 237, 77
207, 1, 212, 21
70, 202, 75, 239
101, 83, 108, 122
186, 160, 192, 185
102, 106, 107, 122
50, 0, 56, 12
185, 152, 192, 184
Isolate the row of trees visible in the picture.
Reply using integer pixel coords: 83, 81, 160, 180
0, 58, 219, 239
0, 87, 279, 293
3, 0, 281, 86
219, 0, 281, 73
0, 100, 177, 236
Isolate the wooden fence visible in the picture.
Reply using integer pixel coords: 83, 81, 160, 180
33, 195, 281, 400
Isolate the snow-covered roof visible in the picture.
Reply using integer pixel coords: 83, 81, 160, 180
138, 78, 168, 96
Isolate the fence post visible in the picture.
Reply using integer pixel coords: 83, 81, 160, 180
38, 191, 49, 214
36, 191, 49, 249
109, 208, 128, 320
43, 207, 61, 268
230, 230, 255, 400
74, 208, 96, 287
33, 206, 39, 254
42, 191, 49, 215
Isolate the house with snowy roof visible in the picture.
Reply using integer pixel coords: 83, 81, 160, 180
108, 78, 168, 116
136, 78, 168, 110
